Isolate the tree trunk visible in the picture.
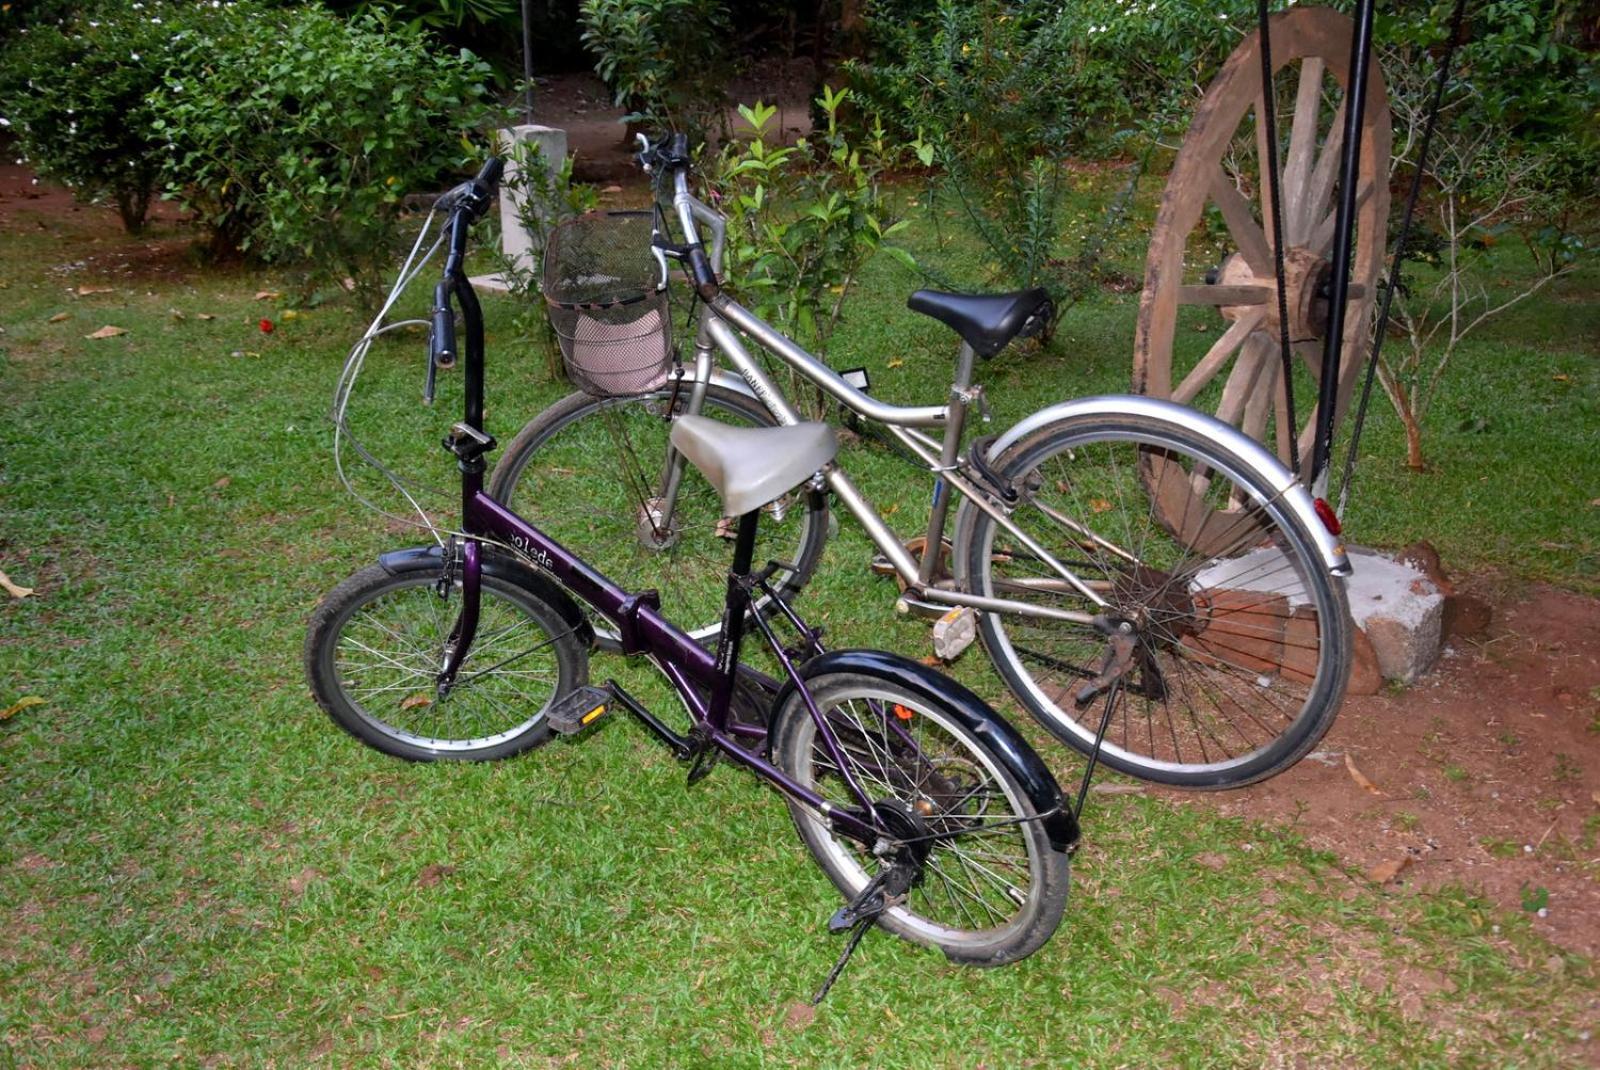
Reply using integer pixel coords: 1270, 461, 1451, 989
1403, 411, 1425, 472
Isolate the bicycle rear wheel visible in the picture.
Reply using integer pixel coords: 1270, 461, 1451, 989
773, 667, 1069, 966
489, 385, 829, 649
956, 413, 1351, 789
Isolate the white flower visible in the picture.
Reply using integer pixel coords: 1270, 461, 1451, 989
131, 52, 141, 61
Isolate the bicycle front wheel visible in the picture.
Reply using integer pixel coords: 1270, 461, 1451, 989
773, 668, 1070, 966
489, 386, 829, 648
956, 413, 1351, 789
305, 560, 587, 761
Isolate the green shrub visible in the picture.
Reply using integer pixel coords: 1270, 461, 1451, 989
0, 3, 185, 232
578, 0, 731, 137
150, 2, 501, 307
711, 89, 910, 412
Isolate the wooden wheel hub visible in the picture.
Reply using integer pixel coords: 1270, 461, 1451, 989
1216, 247, 1331, 341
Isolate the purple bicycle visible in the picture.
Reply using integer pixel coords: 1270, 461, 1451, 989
305, 159, 1078, 994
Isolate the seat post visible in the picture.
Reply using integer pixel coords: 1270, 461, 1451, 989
919, 342, 977, 585
708, 510, 761, 729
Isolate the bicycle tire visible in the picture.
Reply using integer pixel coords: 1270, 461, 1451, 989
772, 665, 1070, 966
954, 413, 1351, 789
306, 559, 588, 761
489, 385, 829, 649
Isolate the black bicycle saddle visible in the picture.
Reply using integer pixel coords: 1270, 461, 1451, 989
906, 288, 1053, 358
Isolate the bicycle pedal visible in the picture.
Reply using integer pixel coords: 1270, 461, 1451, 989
546, 685, 613, 737
868, 552, 897, 578
932, 606, 978, 660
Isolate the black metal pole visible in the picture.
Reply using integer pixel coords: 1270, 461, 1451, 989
1309, 0, 1377, 494
520, 0, 535, 124
1337, 0, 1470, 516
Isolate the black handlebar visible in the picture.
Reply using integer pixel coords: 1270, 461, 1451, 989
426, 155, 503, 400
435, 155, 504, 222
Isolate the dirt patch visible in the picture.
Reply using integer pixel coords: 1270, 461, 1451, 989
531, 65, 817, 185
1170, 584, 1600, 958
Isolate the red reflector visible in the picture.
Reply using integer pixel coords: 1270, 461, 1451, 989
1313, 497, 1342, 536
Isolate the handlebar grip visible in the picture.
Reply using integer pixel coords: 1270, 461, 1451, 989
473, 156, 504, 197
431, 282, 457, 369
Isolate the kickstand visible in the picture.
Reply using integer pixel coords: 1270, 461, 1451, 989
810, 868, 898, 1006
811, 913, 875, 1006
1073, 679, 1123, 822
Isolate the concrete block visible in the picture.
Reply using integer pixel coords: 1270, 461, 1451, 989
470, 124, 568, 294
1344, 548, 1445, 684
1189, 544, 1445, 688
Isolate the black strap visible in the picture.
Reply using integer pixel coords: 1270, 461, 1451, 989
1336, 0, 1470, 516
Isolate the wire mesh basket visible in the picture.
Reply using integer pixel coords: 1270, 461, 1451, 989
542, 211, 673, 396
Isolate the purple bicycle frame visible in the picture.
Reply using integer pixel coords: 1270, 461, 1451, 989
422, 177, 938, 851
456, 467, 881, 845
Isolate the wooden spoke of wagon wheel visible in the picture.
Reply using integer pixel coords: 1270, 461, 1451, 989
1133, 6, 1391, 554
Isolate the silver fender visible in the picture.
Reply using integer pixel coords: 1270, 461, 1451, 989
984, 395, 1350, 575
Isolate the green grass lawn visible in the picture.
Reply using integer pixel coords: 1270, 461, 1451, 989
2, 188, 1597, 1068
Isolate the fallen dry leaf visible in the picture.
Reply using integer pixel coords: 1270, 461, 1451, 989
1367, 855, 1413, 884
75, 285, 114, 296
364, 965, 385, 982
416, 863, 456, 888
254, 290, 281, 301
212, 476, 231, 490
197, 313, 216, 321
0, 569, 34, 598
782, 1001, 816, 1030
886, 358, 904, 368
48, 312, 69, 323
85, 325, 128, 339
1344, 753, 1383, 796
1591, 791, 1600, 808
398, 693, 431, 711
0, 696, 46, 721
601, 184, 623, 193
170, 309, 186, 321
288, 867, 322, 895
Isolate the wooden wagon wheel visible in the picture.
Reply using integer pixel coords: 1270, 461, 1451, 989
1134, 6, 1390, 552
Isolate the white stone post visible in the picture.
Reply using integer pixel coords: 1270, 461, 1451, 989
469, 124, 568, 293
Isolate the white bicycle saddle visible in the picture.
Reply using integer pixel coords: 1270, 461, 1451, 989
668, 415, 837, 517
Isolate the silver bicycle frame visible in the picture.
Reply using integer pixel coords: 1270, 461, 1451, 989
646, 173, 1348, 627
648, 174, 1106, 625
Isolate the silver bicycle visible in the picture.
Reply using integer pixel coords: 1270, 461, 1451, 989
490, 134, 1355, 790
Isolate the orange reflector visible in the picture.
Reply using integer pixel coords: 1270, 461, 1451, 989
579, 704, 606, 726
1313, 497, 1342, 536
892, 704, 914, 721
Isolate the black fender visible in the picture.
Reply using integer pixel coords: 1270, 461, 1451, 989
773, 649, 1079, 851
376, 545, 594, 651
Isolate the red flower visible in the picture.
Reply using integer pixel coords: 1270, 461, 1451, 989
259, 318, 275, 334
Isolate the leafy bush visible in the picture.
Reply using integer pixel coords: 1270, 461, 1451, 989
846, 0, 1223, 308
710, 89, 910, 410
0, 3, 186, 232
149, 2, 500, 307
578, 0, 732, 137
